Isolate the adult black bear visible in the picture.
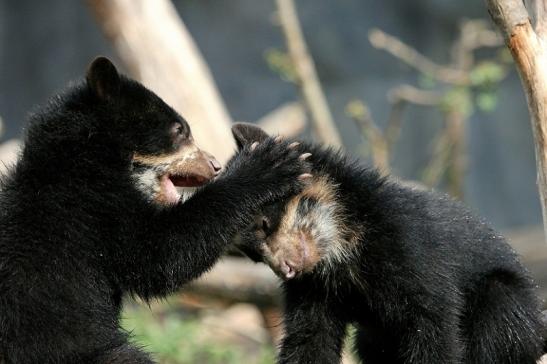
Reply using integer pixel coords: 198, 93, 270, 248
233, 123, 546, 364
0, 58, 310, 363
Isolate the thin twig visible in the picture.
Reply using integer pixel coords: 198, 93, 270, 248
422, 129, 454, 187
369, 28, 469, 85
347, 101, 389, 171
384, 99, 407, 152
384, 85, 442, 152
451, 19, 503, 69
387, 85, 442, 106
461, 19, 504, 50
349, 84, 442, 171
276, 0, 343, 147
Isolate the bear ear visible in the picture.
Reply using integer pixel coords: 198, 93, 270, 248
231, 122, 270, 150
86, 56, 121, 101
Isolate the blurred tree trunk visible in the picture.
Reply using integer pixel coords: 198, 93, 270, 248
485, 0, 547, 242
87, 0, 234, 161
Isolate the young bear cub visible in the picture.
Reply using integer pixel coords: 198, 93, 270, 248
0, 58, 310, 364
233, 123, 546, 364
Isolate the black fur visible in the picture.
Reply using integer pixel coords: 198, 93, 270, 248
235, 126, 546, 364
0, 59, 309, 363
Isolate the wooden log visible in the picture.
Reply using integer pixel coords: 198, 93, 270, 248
186, 257, 282, 307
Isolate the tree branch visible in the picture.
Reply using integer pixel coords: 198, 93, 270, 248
346, 100, 389, 171
451, 19, 503, 69
276, 0, 342, 147
369, 29, 469, 85
486, 0, 531, 39
485, 0, 547, 241
384, 85, 442, 152
387, 85, 442, 106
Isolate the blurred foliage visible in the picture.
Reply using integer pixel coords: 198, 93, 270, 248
344, 20, 511, 197
345, 99, 368, 119
264, 48, 297, 83
470, 61, 508, 113
440, 60, 508, 117
440, 87, 474, 117
469, 61, 506, 87
121, 303, 275, 364
476, 91, 498, 113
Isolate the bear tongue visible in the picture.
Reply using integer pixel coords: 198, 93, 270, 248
160, 175, 181, 205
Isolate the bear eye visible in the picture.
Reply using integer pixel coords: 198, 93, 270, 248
173, 123, 184, 136
170, 123, 188, 144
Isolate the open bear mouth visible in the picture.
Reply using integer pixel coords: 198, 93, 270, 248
160, 173, 209, 205
169, 174, 208, 188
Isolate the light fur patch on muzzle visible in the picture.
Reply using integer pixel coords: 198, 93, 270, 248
131, 142, 219, 206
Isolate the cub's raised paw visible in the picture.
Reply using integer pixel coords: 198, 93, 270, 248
226, 123, 312, 200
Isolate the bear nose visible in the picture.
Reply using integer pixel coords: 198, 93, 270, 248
210, 157, 222, 174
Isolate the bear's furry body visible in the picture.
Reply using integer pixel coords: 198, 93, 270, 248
234, 127, 546, 364
0, 59, 308, 363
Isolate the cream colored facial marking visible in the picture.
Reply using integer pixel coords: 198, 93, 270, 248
262, 176, 362, 279
131, 142, 212, 206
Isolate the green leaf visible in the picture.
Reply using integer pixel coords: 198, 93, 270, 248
345, 99, 367, 120
469, 61, 507, 87
264, 48, 297, 83
476, 92, 498, 112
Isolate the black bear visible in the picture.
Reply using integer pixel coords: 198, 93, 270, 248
233, 123, 546, 364
0, 58, 310, 363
